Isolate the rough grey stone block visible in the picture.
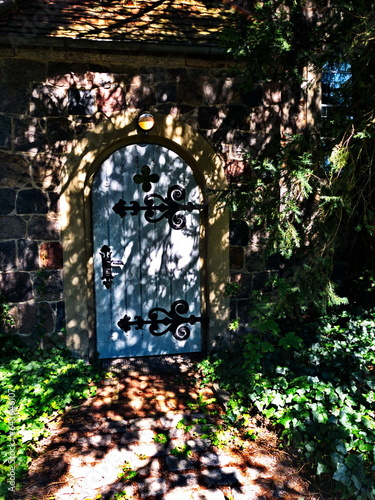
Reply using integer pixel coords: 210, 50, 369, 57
252, 271, 270, 291
17, 189, 48, 214
0, 84, 30, 114
18, 239, 38, 271
0, 216, 26, 239
46, 117, 74, 154
223, 104, 250, 129
33, 270, 63, 301
28, 216, 59, 240
0, 188, 16, 215
140, 66, 188, 83
13, 118, 46, 153
30, 85, 68, 117
31, 154, 62, 190
0, 116, 11, 149
198, 106, 221, 129
0, 241, 16, 271
0, 153, 31, 188
18, 301, 54, 334
155, 82, 177, 103
230, 246, 245, 271
54, 301, 65, 332
0, 272, 33, 302
230, 220, 249, 246
126, 83, 156, 109
178, 80, 203, 105
68, 88, 97, 115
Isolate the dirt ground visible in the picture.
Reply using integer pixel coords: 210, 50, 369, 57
13, 360, 330, 500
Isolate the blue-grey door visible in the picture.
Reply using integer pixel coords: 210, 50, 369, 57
92, 143, 205, 358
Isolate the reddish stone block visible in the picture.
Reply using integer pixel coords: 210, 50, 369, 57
39, 242, 63, 270
225, 160, 246, 182
97, 86, 126, 114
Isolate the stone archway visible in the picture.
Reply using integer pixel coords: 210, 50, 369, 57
61, 111, 229, 360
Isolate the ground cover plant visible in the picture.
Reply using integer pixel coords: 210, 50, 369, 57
0, 330, 102, 497
199, 306, 375, 499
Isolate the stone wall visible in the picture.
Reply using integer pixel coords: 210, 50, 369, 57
0, 46, 305, 347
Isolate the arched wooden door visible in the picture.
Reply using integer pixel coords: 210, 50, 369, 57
92, 143, 206, 358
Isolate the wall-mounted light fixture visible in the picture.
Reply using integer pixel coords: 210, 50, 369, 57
137, 112, 155, 133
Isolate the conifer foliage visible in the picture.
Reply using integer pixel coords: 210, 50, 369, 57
222, 0, 375, 311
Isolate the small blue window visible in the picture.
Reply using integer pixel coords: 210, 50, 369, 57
321, 63, 351, 118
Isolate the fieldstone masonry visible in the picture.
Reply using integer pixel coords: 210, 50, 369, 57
0, 47, 305, 348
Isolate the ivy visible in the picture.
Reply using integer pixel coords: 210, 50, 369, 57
0, 336, 103, 496
199, 307, 375, 499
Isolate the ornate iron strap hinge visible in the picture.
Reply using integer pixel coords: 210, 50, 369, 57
112, 185, 207, 230
117, 300, 209, 341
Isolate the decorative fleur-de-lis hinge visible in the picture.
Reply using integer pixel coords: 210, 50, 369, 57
117, 300, 209, 341
112, 185, 207, 230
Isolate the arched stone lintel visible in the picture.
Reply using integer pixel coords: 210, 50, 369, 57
61, 111, 229, 360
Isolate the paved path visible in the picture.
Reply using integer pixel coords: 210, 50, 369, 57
17, 357, 315, 500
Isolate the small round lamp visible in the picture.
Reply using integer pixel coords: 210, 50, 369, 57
137, 112, 155, 132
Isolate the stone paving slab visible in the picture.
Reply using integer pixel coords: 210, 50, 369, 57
127, 441, 167, 456
166, 454, 197, 471
163, 489, 227, 500
159, 413, 191, 428
169, 472, 200, 489
128, 417, 162, 430
199, 450, 232, 467
120, 428, 156, 444
201, 467, 244, 488
192, 491, 227, 500
138, 477, 168, 498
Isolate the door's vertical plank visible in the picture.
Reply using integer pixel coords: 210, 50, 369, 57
92, 155, 116, 358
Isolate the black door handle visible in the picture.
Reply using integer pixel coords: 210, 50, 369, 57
100, 245, 114, 289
